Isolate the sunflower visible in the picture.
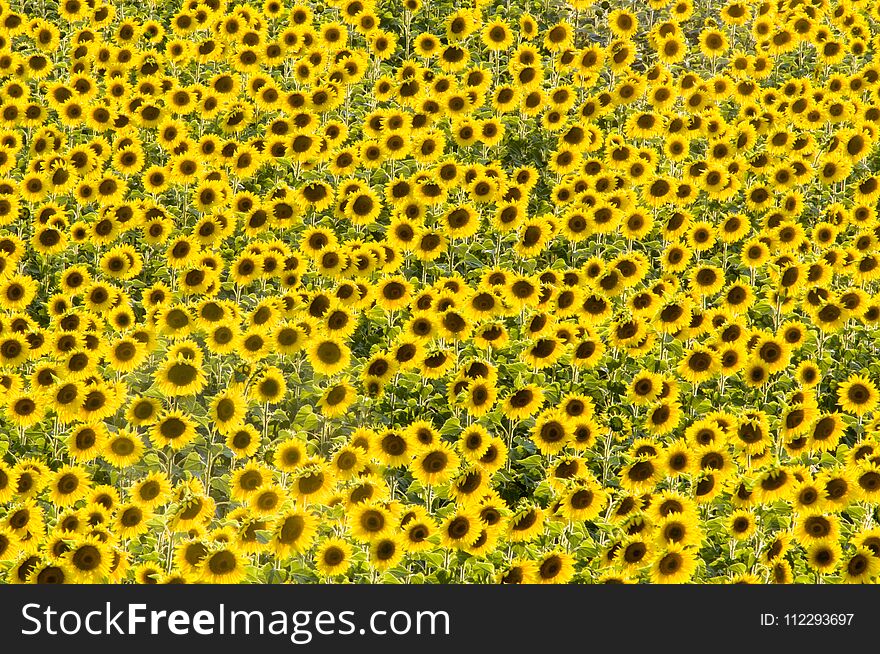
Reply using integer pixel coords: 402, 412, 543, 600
371, 428, 413, 467
65, 537, 112, 582
654, 508, 703, 547
495, 559, 538, 584
412, 442, 460, 486
270, 509, 318, 558
207, 386, 247, 435
741, 358, 771, 388
818, 470, 856, 510
0, 463, 14, 506
627, 370, 663, 406
530, 411, 571, 455
677, 346, 720, 384
231, 462, 270, 502
854, 462, 880, 502
645, 542, 696, 583
806, 540, 842, 574
644, 400, 682, 436
115, 503, 153, 540
48, 465, 91, 507
273, 437, 307, 473
130, 472, 172, 510
751, 334, 791, 374
723, 508, 756, 541
534, 550, 575, 584
328, 444, 364, 481
366, 534, 403, 572
126, 396, 162, 428
840, 547, 880, 584
200, 545, 247, 583
4, 390, 43, 428
249, 366, 287, 405
172, 489, 216, 533
249, 484, 287, 518
151, 411, 198, 450
558, 481, 608, 522
439, 506, 482, 549
481, 19, 513, 51
405, 420, 437, 451
63, 422, 106, 463
47, 380, 84, 424
174, 538, 210, 576
317, 381, 356, 418
754, 466, 795, 504
225, 425, 261, 459
345, 501, 393, 545
132, 562, 163, 585
103, 431, 145, 469
838, 374, 879, 416
154, 355, 207, 397
399, 509, 436, 553
363, 353, 398, 385
501, 384, 545, 419
657, 437, 692, 477
315, 537, 353, 577
291, 462, 336, 505
308, 337, 351, 375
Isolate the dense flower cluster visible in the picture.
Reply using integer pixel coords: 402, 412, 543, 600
2, 0, 880, 584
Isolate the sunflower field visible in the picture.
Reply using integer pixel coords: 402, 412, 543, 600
4, 0, 880, 586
